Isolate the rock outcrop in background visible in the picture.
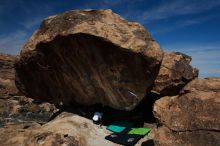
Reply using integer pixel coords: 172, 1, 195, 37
0, 53, 18, 98
0, 54, 57, 127
152, 52, 198, 96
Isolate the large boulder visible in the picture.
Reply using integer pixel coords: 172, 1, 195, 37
152, 52, 198, 96
153, 78, 220, 146
15, 9, 163, 110
153, 92, 220, 131
153, 78, 220, 131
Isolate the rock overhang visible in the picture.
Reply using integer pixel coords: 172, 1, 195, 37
15, 9, 164, 110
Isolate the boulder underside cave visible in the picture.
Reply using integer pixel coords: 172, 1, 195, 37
16, 34, 158, 110
15, 9, 164, 110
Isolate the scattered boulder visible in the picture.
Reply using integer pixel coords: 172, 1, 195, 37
152, 52, 198, 96
15, 9, 164, 110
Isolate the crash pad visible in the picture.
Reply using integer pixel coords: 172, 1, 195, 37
105, 133, 142, 146
106, 121, 133, 133
128, 128, 151, 135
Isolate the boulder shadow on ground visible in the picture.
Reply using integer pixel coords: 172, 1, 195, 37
48, 91, 160, 127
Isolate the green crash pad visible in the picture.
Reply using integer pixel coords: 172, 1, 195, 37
128, 128, 151, 135
106, 121, 133, 133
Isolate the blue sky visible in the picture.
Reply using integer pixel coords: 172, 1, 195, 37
0, 0, 220, 77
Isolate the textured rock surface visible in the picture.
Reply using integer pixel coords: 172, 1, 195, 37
15, 9, 163, 110
154, 126, 220, 146
153, 78, 220, 146
152, 52, 198, 96
0, 112, 155, 146
153, 78, 220, 131
0, 53, 16, 80
0, 122, 80, 146
0, 53, 19, 98
182, 77, 220, 93
0, 96, 57, 127
154, 93, 220, 131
